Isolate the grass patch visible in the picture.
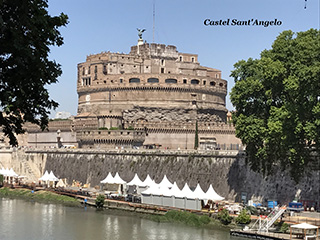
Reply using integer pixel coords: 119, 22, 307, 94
0, 187, 80, 207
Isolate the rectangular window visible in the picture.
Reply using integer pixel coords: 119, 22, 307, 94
161, 68, 164, 73
183, 79, 187, 84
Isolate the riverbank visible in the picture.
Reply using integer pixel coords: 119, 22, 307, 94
0, 187, 80, 207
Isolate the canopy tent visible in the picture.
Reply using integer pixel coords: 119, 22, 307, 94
39, 170, 49, 181
113, 172, 126, 184
127, 173, 145, 186
205, 184, 224, 201
100, 172, 126, 195
0, 167, 19, 184
158, 175, 173, 188
39, 170, 59, 187
193, 183, 207, 200
290, 223, 319, 240
100, 172, 114, 184
48, 171, 59, 181
142, 174, 155, 187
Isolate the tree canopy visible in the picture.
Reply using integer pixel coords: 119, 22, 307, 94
230, 29, 320, 182
0, 0, 68, 146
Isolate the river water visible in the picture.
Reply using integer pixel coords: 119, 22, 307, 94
0, 198, 246, 240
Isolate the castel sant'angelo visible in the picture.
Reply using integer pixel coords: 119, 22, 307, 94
1, 33, 242, 150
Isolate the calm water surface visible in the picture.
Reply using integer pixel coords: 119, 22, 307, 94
0, 198, 246, 240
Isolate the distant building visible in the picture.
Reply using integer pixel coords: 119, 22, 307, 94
55, 111, 72, 119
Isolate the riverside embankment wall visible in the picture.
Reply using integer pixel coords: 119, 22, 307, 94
1, 148, 319, 204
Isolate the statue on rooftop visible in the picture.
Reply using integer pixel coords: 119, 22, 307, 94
137, 28, 146, 39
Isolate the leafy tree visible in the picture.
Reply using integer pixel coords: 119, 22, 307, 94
0, 0, 68, 146
230, 29, 320, 182
95, 194, 105, 208
217, 208, 232, 225
235, 209, 251, 225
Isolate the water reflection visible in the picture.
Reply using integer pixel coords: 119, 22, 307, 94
0, 198, 246, 240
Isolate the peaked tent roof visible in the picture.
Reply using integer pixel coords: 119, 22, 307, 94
48, 171, 59, 181
39, 170, 49, 181
113, 172, 126, 184
100, 172, 115, 184
179, 183, 195, 199
158, 175, 173, 188
193, 183, 207, 200
205, 184, 224, 201
142, 174, 155, 187
127, 173, 145, 186
8, 168, 18, 177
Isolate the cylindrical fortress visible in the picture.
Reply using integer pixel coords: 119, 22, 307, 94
76, 41, 239, 149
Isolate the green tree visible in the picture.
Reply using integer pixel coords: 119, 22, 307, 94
230, 29, 320, 182
235, 209, 251, 225
217, 208, 232, 225
0, 0, 68, 146
95, 194, 105, 208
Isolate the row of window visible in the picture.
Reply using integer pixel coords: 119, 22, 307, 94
128, 78, 224, 87
81, 77, 226, 87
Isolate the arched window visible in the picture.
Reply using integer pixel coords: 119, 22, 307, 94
147, 78, 159, 83
210, 81, 216, 86
129, 78, 140, 83
191, 79, 200, 85
165, 78, 177, 84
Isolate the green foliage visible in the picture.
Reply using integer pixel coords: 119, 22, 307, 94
235, 209, 251, 225
0, 175, 3, 186
217, 209, 233, 225
98, 127, 109, 130
95, 194, 105, 208
126, 126, 134, 130
194, 121, 199, 149
109, 127, 120, 130
0, 188, 80, 206
230, 29, 320, 182
274, 221, 289, 233
0, 0, 68, 146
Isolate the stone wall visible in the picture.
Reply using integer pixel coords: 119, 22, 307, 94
2, 149, 318, 205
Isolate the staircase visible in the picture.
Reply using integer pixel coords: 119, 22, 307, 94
251, 205, 287, 232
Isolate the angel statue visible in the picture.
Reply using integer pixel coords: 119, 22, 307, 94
137, 28, 146, 39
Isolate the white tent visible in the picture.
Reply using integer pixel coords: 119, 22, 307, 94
142, 174, 155, 187
100, 172, 114, 184
48, 171, 59, 181
127, 173, 145, 186
39, 170, 49, 181
8, 168, 18, 177
205, 184, 224, 201
158, 175, 173, 188
113, 172, 126, 184
180, 183, 195, 199
193, 183, 207, 200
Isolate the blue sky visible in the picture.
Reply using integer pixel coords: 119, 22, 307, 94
47, 0, 319, 117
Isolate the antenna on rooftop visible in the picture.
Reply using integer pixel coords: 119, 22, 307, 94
304, 0, 307, 9
153, 0, 155, 43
